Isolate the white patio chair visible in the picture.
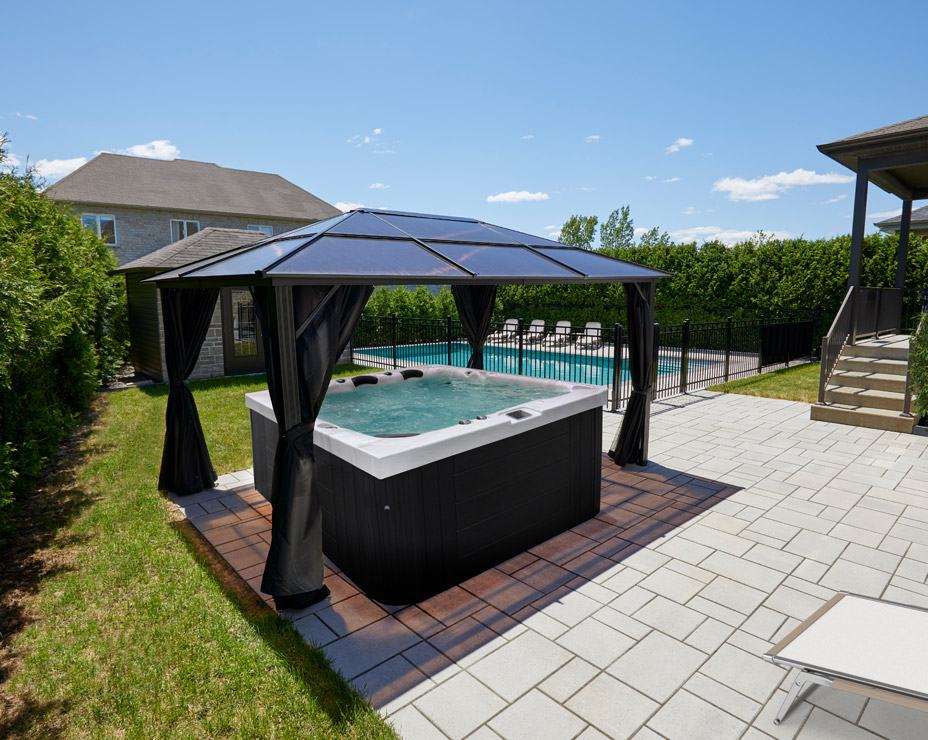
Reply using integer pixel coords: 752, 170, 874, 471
575, 321, 603, 350
542, 320, 573, 347
486, 318, 518, 344
523, 319, 547, 345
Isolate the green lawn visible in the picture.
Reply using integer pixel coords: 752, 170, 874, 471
706, 361, 821, 404
3, 366, 398, 739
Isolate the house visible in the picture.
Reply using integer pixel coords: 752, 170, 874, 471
47, 153, 341, 380
874, 204, 928, 237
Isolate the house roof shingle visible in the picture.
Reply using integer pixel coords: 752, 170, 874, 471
47, 153, 341, 221
874, 204, 928, 229
116, 227, 261, 272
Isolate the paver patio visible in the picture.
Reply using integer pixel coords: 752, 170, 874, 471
173, 391, 928, 740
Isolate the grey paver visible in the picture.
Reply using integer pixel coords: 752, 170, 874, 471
684, 673, 761, 722
859, 698, 928, 740
699, 644, 784, 704
388, 705, 447, 740
698, 576, 768, 616
637, 567, 705, 604
796, 708, 884, 739
538, 656, 600, 703
633, 594, 706, 639
555, 614, 636, 668
606, 630, 706, 702
819, 558, 891, 597
414, 672, 506, 740
322, 616, 419, 679
468, 630, 572, 702
566, 673, 658, 740
488, 689, 586, 740
647, 689, 747, 740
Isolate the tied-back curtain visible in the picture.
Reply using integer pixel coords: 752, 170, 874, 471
452, 285, 498, 370
609, 282, 654, 466
158, 287, 220, 495
253, 284, 373, 602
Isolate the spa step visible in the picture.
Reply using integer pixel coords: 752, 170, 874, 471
824, 385, 907, 411
811, 403, 916, 434
834, 356, 909, 376
827, 370, 907, 393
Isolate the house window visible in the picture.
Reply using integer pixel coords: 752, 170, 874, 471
81, 214, 117, 245
170, 219, 199, 242
247, 225, 273, 236
230, 289, 258, 357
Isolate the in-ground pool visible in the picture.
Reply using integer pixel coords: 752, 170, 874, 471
246, 366, 605, 604
354, 341, 705, 385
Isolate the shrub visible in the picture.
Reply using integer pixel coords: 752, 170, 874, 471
910, 311, 928, 421
363, 285, 458, 320
0, 143, 127, 533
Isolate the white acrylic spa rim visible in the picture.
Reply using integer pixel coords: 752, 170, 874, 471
245, 365, 607, 480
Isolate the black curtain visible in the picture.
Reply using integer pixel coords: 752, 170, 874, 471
254, 284, 372, 607
609, 282, 654, 466
452, 285, 498, 370
158, 287, 220, 495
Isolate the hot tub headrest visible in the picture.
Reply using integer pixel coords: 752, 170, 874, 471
352, 375, 379, 387
401, 369, 424, 380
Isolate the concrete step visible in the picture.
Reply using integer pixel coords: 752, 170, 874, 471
824, 385, 906, 411
811, 403, 917, 433
844, 343, 910, 361
835, 356, 909, 376
828, 370, 907, 393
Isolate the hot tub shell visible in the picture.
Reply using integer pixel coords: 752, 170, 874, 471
246, 367, 604, 604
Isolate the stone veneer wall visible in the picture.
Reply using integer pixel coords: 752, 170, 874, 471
154, 288, 225, 382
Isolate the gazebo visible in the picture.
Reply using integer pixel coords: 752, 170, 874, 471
818, 114, 928, 342
147, 208, 670, 609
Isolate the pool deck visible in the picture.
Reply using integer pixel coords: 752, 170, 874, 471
172, 392, 928, 740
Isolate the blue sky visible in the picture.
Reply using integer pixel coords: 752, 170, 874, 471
3, 0, 925, 245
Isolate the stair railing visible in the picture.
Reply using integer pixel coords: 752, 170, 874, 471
818, 287, 855, 405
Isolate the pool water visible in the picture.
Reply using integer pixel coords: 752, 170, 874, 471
318, 374, 567, 436
355, 342, 700, 386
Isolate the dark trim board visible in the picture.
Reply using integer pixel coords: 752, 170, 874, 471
249, 408, 602, 604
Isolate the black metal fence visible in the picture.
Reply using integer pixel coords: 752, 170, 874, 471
351, 312, 823, 410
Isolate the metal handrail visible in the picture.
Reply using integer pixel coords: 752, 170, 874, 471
818, 287, 855, 405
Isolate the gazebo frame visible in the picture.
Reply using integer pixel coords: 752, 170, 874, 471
148, 208, 670, 609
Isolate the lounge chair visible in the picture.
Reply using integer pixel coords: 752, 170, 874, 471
575, 322, 603, 350
764, 591, 928, 726
486, 318, 518, 344
542, 321, 573, 348
523, 319, 547, 345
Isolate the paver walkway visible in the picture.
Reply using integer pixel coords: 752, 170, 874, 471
173, 392, 928, 740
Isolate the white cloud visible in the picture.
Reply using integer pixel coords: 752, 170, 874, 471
666, 137, 693, 153
120, 139, 180, 159
369, 183, 390, 189
579, 186, 594, 191
585, 135, 601, 144
1, 151, 22, 169
668, 225, 793, 246
543, 225, 558, 231
868, 209, 902, 219
645, 175, 657, 181
486, 191, 549, 204
335, 201, 364, 212
823, 194, 846, 204
372, 149, 394, 155
521, 134, 535, 140
682, 206, 696, 215
712, 168, 854, 202
663, 177, 680, 183
633, 227, 648, 238
34, 157, 87, 180
14, 111, 38, 120
348, 128, 384, 149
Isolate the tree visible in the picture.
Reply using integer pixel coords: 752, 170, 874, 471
559, 215, 599, 250
600, 206, 634, 252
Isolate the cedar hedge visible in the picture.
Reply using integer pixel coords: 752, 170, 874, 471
0, 145, 127, 535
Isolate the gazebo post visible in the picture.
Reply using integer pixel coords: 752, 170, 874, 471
896, 200, 912, 329
848, 164, 870, 345
641, 281, 656, 463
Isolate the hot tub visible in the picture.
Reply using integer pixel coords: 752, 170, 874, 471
246, 366, 604, 604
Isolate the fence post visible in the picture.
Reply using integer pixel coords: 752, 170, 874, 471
446, 315, 452, 366
517, 318, 524, 376
651, 323, 660, 401
874, 286, 883, 339
391, 312, 398, 370
758, 315, 765, 373
612, 323, 623, 412
724, 317, 732, 383
811, 310, 820, 360
679, 318, 690, 394
786, 313, 793, 368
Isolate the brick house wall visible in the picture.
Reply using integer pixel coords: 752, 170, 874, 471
68, 204, 314, 381
63, 203, 311, 266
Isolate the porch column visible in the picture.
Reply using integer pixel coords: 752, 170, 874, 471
848, 164, 870, 344
896, 200, 912, 331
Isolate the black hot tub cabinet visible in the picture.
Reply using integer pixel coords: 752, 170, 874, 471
246, 367, 604, 604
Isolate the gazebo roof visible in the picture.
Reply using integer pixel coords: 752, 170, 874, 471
147, 208, 671, 288
818, 114, 928, 199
